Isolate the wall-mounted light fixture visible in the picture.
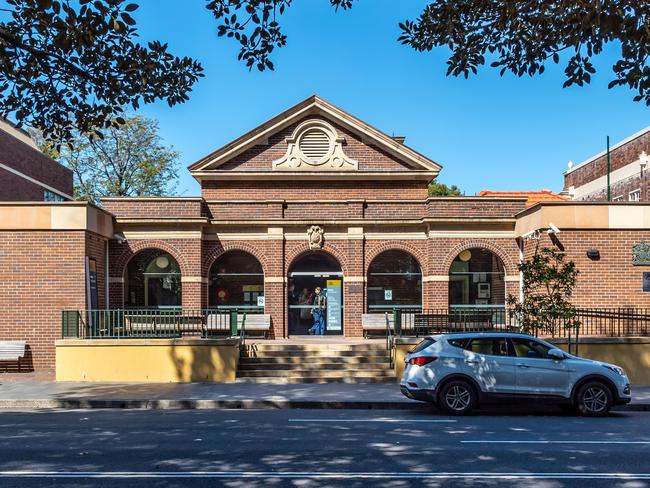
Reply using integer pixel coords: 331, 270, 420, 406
586, 249, 600, 260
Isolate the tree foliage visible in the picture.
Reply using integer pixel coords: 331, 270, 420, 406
0, 0, 203, 144
30, 115, 180, 202
507, 247, 580, 338
428, 180, 462, 196
1, 1, 647, 146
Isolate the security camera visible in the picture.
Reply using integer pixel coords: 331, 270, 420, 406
547, 223, 561, 234
113, 233, 127, 243
521, 229, 541, 240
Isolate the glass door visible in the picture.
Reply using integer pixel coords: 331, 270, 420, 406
288, 272, 343, 336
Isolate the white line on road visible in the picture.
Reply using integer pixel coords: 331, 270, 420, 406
1, 471, 650, 480
462, 440, 650, 444
288, 419, 457, 423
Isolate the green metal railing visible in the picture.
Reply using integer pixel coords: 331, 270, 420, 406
60, 308, 259, 339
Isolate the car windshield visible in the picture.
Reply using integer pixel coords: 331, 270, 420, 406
411, 338, 436, 353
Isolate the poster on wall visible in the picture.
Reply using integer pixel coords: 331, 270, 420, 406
86, 257, 98, 310
326, 279, 342, 331
384, 289, 393, 301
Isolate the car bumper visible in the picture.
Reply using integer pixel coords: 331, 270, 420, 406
615, 383, 632, 405
400, 384, 436, 403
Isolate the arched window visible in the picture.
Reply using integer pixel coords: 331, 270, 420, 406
367, 250, 422, 312
449, 248, 505, 310
125, 250, 181, 308
209, 251, 264, 310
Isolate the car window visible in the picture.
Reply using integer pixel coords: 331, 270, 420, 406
447, 338, 468, 349
467, 338, 508, 356
510, 338, 552, 359
411, 338, 436, 353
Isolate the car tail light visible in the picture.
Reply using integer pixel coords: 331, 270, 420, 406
408, 356, 438, 366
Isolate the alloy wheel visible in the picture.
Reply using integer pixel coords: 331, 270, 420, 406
445, 385, 471, 411
582, 386, 608, 414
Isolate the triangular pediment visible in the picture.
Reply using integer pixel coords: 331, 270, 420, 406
188, 95, 441, 180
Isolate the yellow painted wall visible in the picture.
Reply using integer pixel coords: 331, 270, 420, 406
556, 342, 650, 384
56, 339, 239, 382
394, 338, 650, 384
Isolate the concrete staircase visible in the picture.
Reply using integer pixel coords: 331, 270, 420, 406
237, 343, 395, 384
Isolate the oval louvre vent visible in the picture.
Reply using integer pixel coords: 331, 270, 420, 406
299, 129, 331, 161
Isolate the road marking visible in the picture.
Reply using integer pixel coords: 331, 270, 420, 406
288, 419, 457, 423
462, 440, 650, 444
1, 471, 650, 480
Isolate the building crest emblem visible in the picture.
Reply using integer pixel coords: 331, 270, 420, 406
633, 240, 650, 266
308, 225, 324, 249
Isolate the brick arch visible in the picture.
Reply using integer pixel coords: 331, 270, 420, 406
203, 242, 269, 277
285, 243, 349, 276
439, 239, 517, 276
365, 241, 427, 275
113, 240, 189, 278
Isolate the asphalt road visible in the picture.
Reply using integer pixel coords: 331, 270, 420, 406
0, 408, 649, 487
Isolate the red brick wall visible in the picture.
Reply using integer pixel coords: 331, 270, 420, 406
0, 230, 106, 377
218, 116, 412, 173
524, 231, 650, 308
102, 199, 202, 219
0, 129, 73, 201
202, 180, 429, 201
564, 131, 650, 201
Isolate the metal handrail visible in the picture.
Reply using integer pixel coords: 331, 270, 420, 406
385, 311, 394, 369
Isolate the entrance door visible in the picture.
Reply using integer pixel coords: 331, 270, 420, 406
288, 253, 343, 336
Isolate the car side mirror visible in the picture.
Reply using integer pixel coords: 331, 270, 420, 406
547, 348, 565, 360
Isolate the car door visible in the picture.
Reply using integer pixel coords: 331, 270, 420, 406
461, 337, 517, 394
508, 337, 569, 397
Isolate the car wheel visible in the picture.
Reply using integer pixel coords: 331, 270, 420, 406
438, 380, 476, 415
576, 381, 613, 417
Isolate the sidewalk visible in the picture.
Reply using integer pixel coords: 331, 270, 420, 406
0, 381, 649, 411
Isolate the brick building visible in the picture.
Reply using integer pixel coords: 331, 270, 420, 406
0, 118, 73, 202
1, 95, 650, 379
564, 126, 650, 202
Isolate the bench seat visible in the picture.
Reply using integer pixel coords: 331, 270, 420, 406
0, 341, 26, 372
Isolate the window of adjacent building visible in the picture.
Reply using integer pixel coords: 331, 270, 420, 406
449, 248, 505, 311
125, 250, 181, 308
629, 189, 641, 202
43, 189, 66, 202
613, 195, 624, 202
367, 250, 422, 312
209, 251, 264, 310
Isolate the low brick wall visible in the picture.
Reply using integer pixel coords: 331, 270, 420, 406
393, 337, 650, 385
56, 338, 240, 382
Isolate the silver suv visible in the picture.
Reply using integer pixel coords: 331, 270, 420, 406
400, 332, 631, 416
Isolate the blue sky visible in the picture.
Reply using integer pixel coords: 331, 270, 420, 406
134, 1, 649, 196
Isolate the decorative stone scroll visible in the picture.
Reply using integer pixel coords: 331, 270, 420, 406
633, 240, 650, 266
272, 120, 358, 171
308, 225, 324, 249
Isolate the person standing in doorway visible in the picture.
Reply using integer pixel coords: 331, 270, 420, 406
309, 287, 327, 335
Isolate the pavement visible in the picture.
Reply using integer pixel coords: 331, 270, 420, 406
1, 408, 650, 487
1, 380, 650, 411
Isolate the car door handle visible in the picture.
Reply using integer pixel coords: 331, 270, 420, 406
516, 364, 530, 368
465, 360, 478, 365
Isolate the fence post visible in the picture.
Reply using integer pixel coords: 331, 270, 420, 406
393, 309, 402, 337
229, 310, 238, 337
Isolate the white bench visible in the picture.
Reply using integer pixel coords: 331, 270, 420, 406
362, 313, 415, 337
205, 313, 271, 338
0, 341, 26, 372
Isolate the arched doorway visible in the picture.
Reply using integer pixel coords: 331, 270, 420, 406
125, 249, 182, 308
367, 250, 422, 313
449, 247, 506, 323
288, 252, 343, 336
208, 250, 264, 311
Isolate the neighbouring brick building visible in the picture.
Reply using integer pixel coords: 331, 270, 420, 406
0, 118, 73, 202
564, 126, 650, 202
1, 95, 650, 379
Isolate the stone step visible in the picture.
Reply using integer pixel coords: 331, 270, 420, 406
242, 349, 389, 359
238, 361, 390, 371
242, 344, 387, 352
237, 368, 393, 378
240, 355, 389, 365
235, 375, 396, 384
